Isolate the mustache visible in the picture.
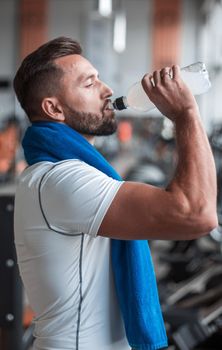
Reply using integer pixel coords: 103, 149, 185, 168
103, 99, 113, 110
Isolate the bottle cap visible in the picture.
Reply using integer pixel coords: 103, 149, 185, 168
112, 96, 127, 110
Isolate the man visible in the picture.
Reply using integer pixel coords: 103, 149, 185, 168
13, 37, 217, 350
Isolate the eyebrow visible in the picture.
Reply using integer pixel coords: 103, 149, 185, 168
79, 71, 99, 82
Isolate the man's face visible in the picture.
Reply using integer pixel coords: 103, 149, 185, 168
54, 54, 117, 136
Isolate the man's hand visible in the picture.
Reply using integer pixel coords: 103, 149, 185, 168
141, 65, 199, 122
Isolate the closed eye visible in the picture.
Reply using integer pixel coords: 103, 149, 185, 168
85, 82, 94, 88
84, 73, 100, 88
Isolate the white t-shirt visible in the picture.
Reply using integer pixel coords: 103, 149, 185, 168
14, 159, 130, 350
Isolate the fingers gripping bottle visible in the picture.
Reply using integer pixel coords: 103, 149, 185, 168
112, 62, 211, 112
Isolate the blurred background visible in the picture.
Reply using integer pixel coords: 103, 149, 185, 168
1, 0, 222, 349
1, 0, 222, 181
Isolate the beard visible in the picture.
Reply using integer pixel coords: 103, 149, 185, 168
62, 104, 117, 136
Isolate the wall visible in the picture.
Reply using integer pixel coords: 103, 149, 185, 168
47, 0, 151, 99
0, 0, 220, 129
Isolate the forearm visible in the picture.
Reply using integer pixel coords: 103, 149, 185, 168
167, 108, 217, 219
139, 64, 217, 233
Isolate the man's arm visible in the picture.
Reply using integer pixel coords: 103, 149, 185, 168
98, 65, 218, 240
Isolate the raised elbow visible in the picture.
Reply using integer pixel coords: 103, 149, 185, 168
176, 194, 218, 238
188, 210, 218, 238
179, 191, 218, 238
197, 212, 218, 235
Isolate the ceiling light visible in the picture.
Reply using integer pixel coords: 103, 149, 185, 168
98, 0, 112, 17
113, 11, 126, 53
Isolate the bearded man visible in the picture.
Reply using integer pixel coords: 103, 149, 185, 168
13, 37, 217, 350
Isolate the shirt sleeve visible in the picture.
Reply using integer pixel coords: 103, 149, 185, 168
40, 160, 123, 236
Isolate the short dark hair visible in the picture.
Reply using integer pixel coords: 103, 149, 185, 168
13, 37, 82, 119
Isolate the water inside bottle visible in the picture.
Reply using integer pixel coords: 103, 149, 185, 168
180, 69, 211, 95
127, 82, 155, 111
111, 62, 211, 112
125, 64, 211, 110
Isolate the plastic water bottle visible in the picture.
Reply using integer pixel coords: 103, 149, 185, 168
112, 62, 211, 112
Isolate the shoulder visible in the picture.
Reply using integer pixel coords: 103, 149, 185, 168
21, 160, 123, 236
20, 159, 116, 183
38, 159, 123, 187
18, 159, 124, 196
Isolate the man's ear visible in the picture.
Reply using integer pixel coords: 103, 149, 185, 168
41, 97, 65, 121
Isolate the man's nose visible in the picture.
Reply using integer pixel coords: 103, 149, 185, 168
101, 82, 113, 98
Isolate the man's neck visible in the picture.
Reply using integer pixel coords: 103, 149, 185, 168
82, 134, 95, 145
31, 118, 96, 146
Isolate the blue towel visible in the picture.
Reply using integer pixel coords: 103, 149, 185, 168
22, 121, 168, 350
